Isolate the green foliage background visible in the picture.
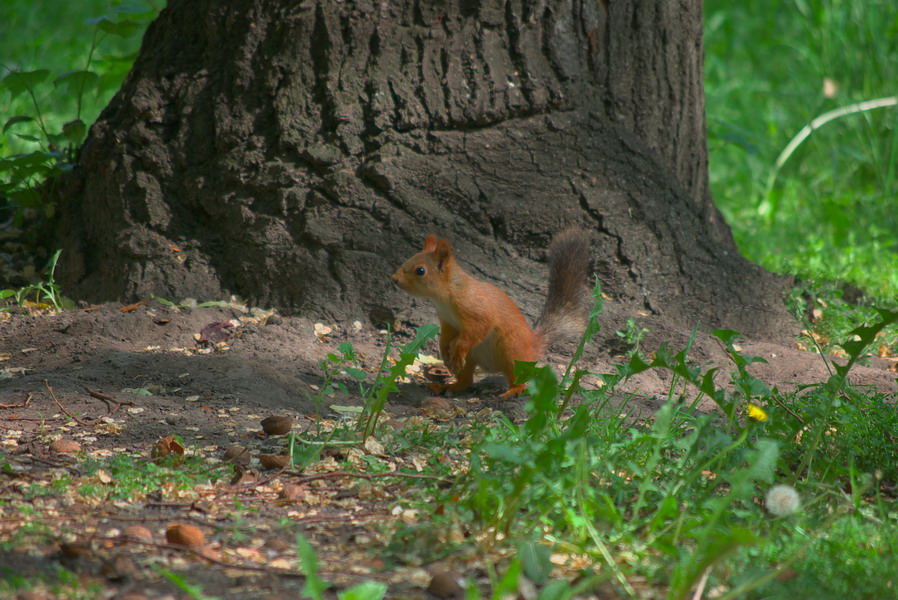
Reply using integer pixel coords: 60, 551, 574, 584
0, 0, 149, 156
705, 0, 898, 299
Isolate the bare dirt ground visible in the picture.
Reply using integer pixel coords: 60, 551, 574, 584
1, 300, 896, 599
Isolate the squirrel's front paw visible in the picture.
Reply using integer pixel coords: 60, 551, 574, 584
446, 351, 466, 374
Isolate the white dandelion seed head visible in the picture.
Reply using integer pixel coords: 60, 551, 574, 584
765, 484, 801, 516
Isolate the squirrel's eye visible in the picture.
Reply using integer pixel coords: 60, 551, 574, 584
415, 266, 426, 276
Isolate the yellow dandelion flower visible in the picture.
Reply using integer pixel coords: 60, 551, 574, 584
747, 403, 768, 422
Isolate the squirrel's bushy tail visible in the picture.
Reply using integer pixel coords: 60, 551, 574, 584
535, 228, 591, 346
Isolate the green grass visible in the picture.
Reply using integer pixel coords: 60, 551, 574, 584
705, 0, 898, 302
382, 299, 898, 599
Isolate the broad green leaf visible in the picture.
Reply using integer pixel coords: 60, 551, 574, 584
481, 442, 527, 464
711, 329, 743, 345
3, 116, 34, 135
3, 70, 50, 99
745, 438, 779, 482
289, 442, 321, 471
62, 120, 87, 145
91, 16, 143, 38
111, 2, 158, 16
518, 540, 552, 584
54, 70, 99, 95
330, 405, 363, 415
7, 188, 43, 207
296, 534, 330, 600
494, 558, 522, 597
345, 367, 367, 381
194, 300, 232, 308
538, 580, 574, 600
338, 581, 387, 600
121, 387, 152, 395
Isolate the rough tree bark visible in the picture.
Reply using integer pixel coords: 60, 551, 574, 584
53, 0, 791, 337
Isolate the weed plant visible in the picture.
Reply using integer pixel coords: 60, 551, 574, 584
412, 284, 898, 599
77, 450, 231, 502
0, 248, 67, 312
356, 324, 439, 439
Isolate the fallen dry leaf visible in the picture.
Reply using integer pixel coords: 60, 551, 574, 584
313, 322, 333, 341
223, 445, 251, 466
152, 436, 185, 462
120, 300, 148, 313
230, 466, 258, 486
165, 523, 206, 547
198, 321, 235, 344
362, 437, 385, 455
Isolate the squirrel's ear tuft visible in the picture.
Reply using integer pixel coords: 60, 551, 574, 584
432, 239, 453, 271
423, 235, 439, 252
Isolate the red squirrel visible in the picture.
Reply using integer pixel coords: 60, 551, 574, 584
391, 230, 590, 397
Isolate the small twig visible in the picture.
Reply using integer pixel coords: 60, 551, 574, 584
145, 501, 208, 511
110, 536, 303, 575
45, 380, 98, 426
291, 470, 449, 485
111, 534, 390, 582
295, 511, 387, 525
207, 473, 284, 493
0, 417, 62, 429
0, 393, 33, 409
713, 337, 735, 365
769, 391, 804, 424
84, 386, 131, 406
28, 455, 77, 470
84, 386, 134, 418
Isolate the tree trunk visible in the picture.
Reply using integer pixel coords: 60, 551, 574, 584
53, 0, 791, 338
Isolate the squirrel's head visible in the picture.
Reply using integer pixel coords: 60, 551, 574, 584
391, 234, 454, 298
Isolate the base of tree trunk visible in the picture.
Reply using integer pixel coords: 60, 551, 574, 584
54, 110, 792, 340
